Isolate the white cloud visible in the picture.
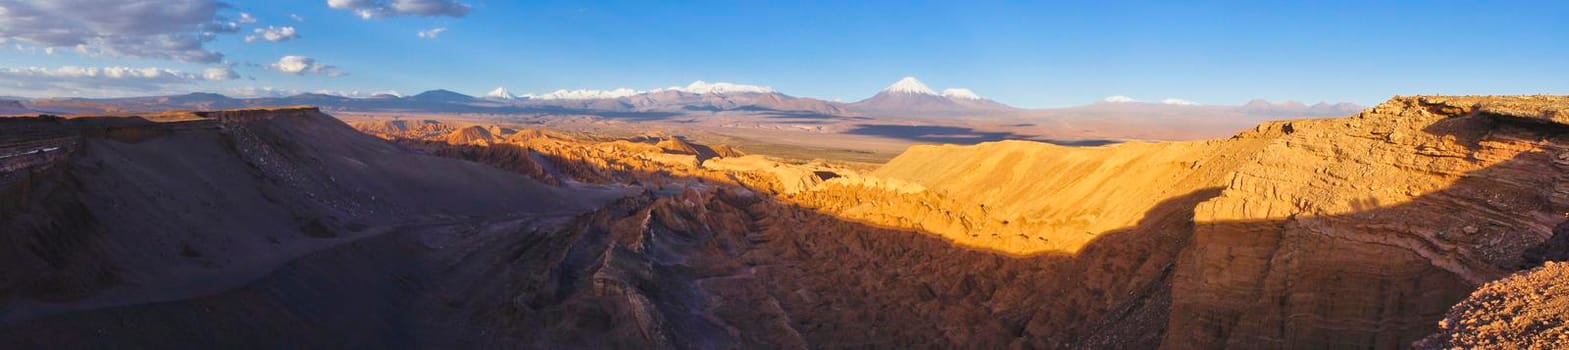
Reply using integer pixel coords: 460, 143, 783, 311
1102, 95, 1138, 103
0, 66, 233, 81
417, 27, 447, 39
203, 67, 239, 81
237, 12, 258, 24
246, 26, 300, 43
0, 66, 235, 97
328, 0, 472, 19
270, 55, 344, 76
941, 88, 982, 100
1161, 98, 1200, 106
0, 0, 239, 63
290, 14, 306, 22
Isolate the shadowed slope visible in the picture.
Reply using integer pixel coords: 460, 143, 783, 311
0, 108, 603, 325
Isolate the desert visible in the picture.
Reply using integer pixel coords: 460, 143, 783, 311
1, 1, 1566, 349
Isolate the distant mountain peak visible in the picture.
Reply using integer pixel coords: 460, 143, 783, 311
941, 88, 982, 100
409, 89, 475, 103
485, 86, 516, 99
416, 89, 460, 95
882, 76, 937, 95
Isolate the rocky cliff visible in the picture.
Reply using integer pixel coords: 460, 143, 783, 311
781, 96, 1569, 348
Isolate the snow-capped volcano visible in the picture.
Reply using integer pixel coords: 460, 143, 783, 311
883, 76, 938, 95
484, 86, 516, 100
849, 76, 1015, 117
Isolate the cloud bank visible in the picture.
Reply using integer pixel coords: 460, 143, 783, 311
0, 66, 238, 97
941, 88, 982, 100
327, 0, 472, 19
246, 26, 300, 43
0, 0, 240, 63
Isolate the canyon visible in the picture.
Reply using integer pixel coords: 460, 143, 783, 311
0, 96, 1565, 348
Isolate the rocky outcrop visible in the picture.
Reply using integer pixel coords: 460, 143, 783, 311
1416, 262, 1569, 349
350, 119, 457, 139
0, 117, 77, 190
655, 136, 702, 156
444, 125, 497, 146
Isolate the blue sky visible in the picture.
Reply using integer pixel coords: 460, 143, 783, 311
1, 0, 1565, 107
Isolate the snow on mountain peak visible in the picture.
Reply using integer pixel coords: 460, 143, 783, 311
883, 76, 937, 95
1161, 98, 1199, 106
522, 81, 772, 100
1103, 95, 1138, 103
523, 88, 643, 100
485, 86, 516, 99
669, 81, 773, 94
941, 88, 982, 100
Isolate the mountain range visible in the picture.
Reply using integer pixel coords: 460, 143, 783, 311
9, 77, 1365, 127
